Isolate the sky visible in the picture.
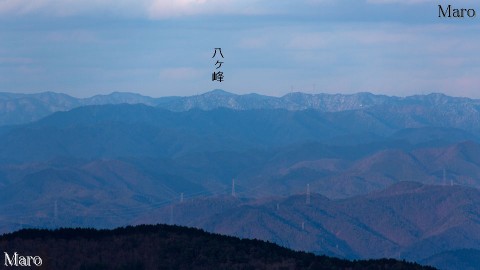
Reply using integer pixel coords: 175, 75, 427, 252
0, 0, 479, 98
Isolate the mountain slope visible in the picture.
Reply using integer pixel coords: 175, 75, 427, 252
3, 140, 480, 234
133, 182, 480, 267
0, 105, 386, 162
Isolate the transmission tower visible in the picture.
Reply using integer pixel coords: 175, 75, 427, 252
169, 205, 174, 225
443, 168, 446, 186
180, 193, 184, 203
54, 200, 58, 228
306, 184, 310, 205
232, 178, 236, 197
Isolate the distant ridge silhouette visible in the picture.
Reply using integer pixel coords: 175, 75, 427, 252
1, 90, 479, 125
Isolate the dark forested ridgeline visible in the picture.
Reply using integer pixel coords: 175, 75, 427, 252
0, 224, 437, 270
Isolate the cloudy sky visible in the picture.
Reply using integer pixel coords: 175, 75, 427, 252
0, 0, 479, 98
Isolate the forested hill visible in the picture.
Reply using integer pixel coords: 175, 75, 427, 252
0, 224, 436, 270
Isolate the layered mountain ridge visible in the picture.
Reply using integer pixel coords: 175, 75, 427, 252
1, 89, 479, 270
1, 89, 480, 126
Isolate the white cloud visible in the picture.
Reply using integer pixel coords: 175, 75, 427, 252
286, 26, 412, 51
367, 0, 434, 4
149, 0, 216, 18
147, 0, 273, 19
238, 36, 270, 49
0, 0, 144, 16
367, 0, 473, 4
45, 30, 99, 43
0, 0, 270, 18
159, 67, 202, 80
287, 33, 331, 50
0, 57, 33, 64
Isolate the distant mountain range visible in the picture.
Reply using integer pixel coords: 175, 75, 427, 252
2, 89, 480, 127
1, 101, 479, 162
0, 224, 436, 270
0, 91, 157, 126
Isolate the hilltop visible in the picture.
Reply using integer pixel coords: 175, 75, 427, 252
0, 224, 436, 270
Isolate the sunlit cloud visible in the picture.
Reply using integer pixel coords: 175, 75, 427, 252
0, 0, 271, 18
147, 0, 261, 18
